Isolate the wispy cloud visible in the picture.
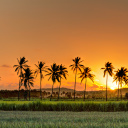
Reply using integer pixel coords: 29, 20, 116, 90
0, 65, 11, 68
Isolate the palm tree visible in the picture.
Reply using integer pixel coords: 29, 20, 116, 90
79, 67, 95, 100
46, 63, 60, 101
13, 57, 28, 100
24, 68, 34, 101
58, 64, 68, 100
101, 62, 114, 101
69, 57, 84, 100
113, 67, 128, 100
35, 61, 47, 100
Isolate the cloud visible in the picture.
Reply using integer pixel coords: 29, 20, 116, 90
0, 65, 11, 68
67, 82, 84, 86
88, 84, 99, 91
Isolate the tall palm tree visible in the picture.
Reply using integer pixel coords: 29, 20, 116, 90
113, 67, 128, 100
35, 61, 47, 100
24, 68, 34, 101
58, 64, 68, 100
69, 57, 84, 100
13, 57, 28, 100
46, 63, 60, 101
101, 62, 114, 101
79, 67, 95, 100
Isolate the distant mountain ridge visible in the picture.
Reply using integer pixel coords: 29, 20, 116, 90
36, 87, 74, 92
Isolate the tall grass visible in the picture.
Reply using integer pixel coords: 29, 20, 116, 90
0, 101, 128, 111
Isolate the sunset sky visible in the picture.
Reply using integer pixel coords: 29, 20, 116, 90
0, 0, 128, 91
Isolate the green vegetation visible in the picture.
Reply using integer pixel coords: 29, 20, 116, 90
1, 101, 128, 111
0, 111, 128, 128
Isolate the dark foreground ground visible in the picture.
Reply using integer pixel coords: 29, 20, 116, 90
0, 111, 128, 128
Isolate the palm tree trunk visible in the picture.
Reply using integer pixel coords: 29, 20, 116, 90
18, 69, 22, 101
50, 83, 54, 101
117, 82, 119, 101
28, 81, 30, 101
106, 72, 108, 101
58, 77, 61, 100
40, 73, 42, 100
74, 70, 77, 101
84, 78, 87, 101
18, 79, 20, 101
120, 79, 122, 100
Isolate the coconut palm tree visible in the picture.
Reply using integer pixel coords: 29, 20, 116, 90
113, 67, 128, 100
24, 68, 34, 101
101, 62, 114, 101
35, 61, 47, 100
58, 64, 68, 100
69, 57, 84, 100
46, 63, 60, 101
79, 67, 95, 100
13, 57, 29, 100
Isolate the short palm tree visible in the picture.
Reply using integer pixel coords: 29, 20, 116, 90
35, 61, 47, 100
80, 67, 95, 100
58, 64, 68, 100
46, 63, 60, 101
113, 67, 128, 100
101, 62, 114, 101
69, 57, 84, 100
13, 57, 28, 100
24, 68, 34, 101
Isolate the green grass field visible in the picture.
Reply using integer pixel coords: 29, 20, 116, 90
0, 111, 128, 128
0, 100, 128, 111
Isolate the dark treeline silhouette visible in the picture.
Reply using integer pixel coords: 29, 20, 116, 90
13, 57, 128, 101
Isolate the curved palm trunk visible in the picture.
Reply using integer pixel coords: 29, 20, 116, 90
58, 77, 61, 100
40, 73, 42, 100
117, 82, 120, 101
50, 82, 54, 101
84, 78, 87, 101
74, 71, 77, 101
106, 72, 108, 101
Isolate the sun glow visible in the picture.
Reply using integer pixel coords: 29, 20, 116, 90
110, 86, 115, 90
109, 81, 118, 90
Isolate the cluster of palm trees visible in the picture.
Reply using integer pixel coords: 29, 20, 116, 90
13, 56, 128, 101
101, 62, 128, 101
13, 57, 68, 101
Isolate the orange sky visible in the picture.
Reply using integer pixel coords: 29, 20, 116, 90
0, 0, 128, 91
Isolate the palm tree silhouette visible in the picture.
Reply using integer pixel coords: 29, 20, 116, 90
24, 68, 34, 101
58, 64, 68, 100
13, 57, 29, 100
79, 67, 95, 100
46, 63, 60, 101
113, 67, 128, 100
35, 61, 47, 100
69, 57, 84, 100
101, 62, 114, 101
